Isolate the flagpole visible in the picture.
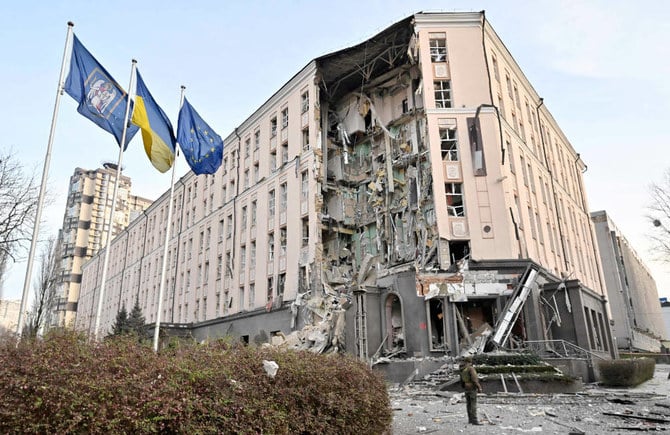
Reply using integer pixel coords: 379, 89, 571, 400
16, 22, 75, 337
153, 85, 185, 352
93, 59, 137, 341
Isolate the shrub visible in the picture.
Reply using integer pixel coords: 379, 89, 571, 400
597, 357, 655, 387
0, 331, 392, 434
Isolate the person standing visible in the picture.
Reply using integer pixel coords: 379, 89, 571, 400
460, 356, 483, 425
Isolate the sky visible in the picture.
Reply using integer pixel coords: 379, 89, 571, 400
1, 0, 669, 304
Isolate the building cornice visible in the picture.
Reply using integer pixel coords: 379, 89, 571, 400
413, 12, 482, 29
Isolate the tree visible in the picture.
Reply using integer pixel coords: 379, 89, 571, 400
649, 169, 670, 262
127, 297, 146, 336
23, 237, 59, 337
0, 150, 41, 281
110, 305, 129, 336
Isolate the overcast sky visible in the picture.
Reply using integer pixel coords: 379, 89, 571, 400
2, 0, 669, 303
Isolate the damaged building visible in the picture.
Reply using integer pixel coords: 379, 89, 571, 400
75, 12, 616, 363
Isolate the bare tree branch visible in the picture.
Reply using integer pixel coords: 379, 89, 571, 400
648, 168, 670, 262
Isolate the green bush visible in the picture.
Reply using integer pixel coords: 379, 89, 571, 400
597, 357, 655, 387
0, 331, 392, 434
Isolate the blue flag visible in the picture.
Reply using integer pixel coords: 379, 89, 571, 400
64, 35, 138, 149
177, 97, 224, 175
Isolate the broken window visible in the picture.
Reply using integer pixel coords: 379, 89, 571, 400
281, 107, 289, 129
250, 241, 256, 270
440, 127, 458, 161
467, 117, 486, 176
267, 277, 274, 302
302, 127, 309, 151
268, 189, 275, 216
434, 80, 452, 108
449, 240, 469, 262
270, 116, 277, 137
278, 273, 285, 296
301, 170, 309, 201
302, 217, 309, 247
280, 182, 287, 212
268, 233, 275, 261
279, 227, 287, 256
281, 142, 288, 164
241, 206, 247, 231
301, 91, 309, 113
253, 162, 259, 183
445, 183, 464, 217
429, 33, 447, 62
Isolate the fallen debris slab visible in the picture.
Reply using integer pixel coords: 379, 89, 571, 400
603, 411, 670, 424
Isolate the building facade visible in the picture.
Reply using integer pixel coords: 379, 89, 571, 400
0, 299, 20, 335
592, 210, 667, 352
55, 165, 151, 327
76, 12, 615, 359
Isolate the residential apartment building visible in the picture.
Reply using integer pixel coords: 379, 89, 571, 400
592, 210, 667, 352
76, 12, 614, 359
55, 165, 151, 327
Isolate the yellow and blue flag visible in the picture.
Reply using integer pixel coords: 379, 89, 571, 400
177, 98, 223, 175
131, 71, 176, 173
64, 35, 138, 149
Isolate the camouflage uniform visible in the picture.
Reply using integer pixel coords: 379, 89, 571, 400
460, 358, 483, 425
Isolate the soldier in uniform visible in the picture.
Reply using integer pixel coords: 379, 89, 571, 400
460, 356, 483, 425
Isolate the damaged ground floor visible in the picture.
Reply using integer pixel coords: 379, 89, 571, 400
153, 258, 615, 382
390, 364, 670, 434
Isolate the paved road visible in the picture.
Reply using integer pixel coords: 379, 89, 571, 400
390, 363, 670, 434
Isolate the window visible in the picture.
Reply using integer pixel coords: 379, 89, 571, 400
267, 277, 274, 301
254, 130, 260, 150
205, 227, 211, 249
279, 227, 287, 256
239, 286, 245, 311
270, 117, 277, 137
250, 241, 256, 269
491, 53, 500, 81
278, 273, 286, 296
251, 201, 257, 227
301, 171, 309, 201
253, 162, 259, 183
241, 206, 247, 231
268, 233, 275, 261
217, 255, 222, 279
301, 91, 309, 113
268, 189, 275, 216
429, 34, 447, 62
244, 169, 249, 189
434, 81, 452, 108
445, 183, 464, 217
302, 127, 309, 151
226, 215, 233, 238
240, 245, 246, 271
244, 138, 250, 158
249, 283, 255, 309
280, 182, 287, 211
506, 140, 515, 174
513, 83, 520, 108
281, 107, 289, 129
270, 150, 277, 171
281, 142, 288, 164
302, 218, 309, 247
439, 127, 458, 160
505, 73, 513, 98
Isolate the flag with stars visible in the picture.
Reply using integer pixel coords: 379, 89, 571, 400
177, 97, 223, 175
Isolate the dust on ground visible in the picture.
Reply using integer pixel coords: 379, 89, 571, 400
390, 363, 670, 434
